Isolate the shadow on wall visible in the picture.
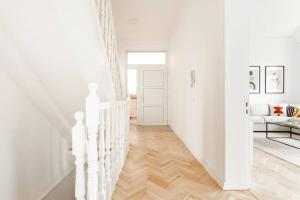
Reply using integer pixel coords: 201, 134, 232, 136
0, 67, 74, 200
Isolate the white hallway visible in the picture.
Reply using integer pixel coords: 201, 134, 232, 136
0, 0, 300, 199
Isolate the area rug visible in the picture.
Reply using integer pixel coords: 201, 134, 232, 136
254, 133, 300, 167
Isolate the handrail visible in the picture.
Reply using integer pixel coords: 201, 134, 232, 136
94, 0, 124, 99
72, 83, 130, 200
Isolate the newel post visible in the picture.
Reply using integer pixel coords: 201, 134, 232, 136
72, 112, 86, 200
86, 83, 100, 200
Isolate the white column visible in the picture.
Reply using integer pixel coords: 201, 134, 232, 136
72, 112, 86, 200
98, 109, 106, 200
105, 108, 112, 199
86, 83, 100, 200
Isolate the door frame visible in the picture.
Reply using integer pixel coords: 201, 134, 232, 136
128, 65, 168, 125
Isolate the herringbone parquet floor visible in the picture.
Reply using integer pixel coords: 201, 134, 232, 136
112, 125, 256, 200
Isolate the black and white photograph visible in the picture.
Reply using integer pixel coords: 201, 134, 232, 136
249, 66, 260, 94
265, 66, 285, 94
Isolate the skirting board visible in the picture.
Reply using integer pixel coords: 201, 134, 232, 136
137, 121, 168, 126
222, 181, 251, 191
169, 126, 225, 189
197, 156, 225, 189
38, 168, 75, 200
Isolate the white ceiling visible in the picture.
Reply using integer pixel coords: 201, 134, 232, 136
111, 0, 184, 41
111, 0, 300, 40
250, 0, 300, 38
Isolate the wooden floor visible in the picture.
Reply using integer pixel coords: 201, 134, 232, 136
251, 148, 300, 200
112, 125, 258, 200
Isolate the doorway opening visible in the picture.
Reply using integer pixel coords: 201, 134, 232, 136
127, 51, 168, 125
127, 68, 137, 124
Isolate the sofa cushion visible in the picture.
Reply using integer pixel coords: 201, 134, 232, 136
264, 116, 290, 123
270, 103, 288, 117
251, 116, 265, 124
250, 104, 269, 116
288, 118, 300, 123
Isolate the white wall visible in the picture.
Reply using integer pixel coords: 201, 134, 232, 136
169, 0, 251, 189
249, 0, 300, 105
0, 0, 116, 142
224, 0, 251, 189
249, 0, 300, 38
249, 38, 300, 104
292, 42, 300, 102
168, 0, 225, 185
0, 67, 73, 200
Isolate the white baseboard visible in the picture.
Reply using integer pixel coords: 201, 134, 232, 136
222, 181, 251, 190
197, 156, 225, 188
37, 167, 75, 200
169, 125, 225, 189
137, 121, 168, 125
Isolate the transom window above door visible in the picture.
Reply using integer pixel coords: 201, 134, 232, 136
127, 52, 167, 65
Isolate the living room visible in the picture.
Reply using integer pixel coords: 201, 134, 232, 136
249, 0, 300, 193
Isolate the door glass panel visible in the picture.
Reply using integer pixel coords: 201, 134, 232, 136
127, 52, 166, 65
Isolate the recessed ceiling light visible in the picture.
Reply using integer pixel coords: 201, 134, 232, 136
128, 18, 139, 25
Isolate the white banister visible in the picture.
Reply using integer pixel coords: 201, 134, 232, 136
125, 98, 130, 154
86, 84, 100, 200
120, 103, 125, 165
110, 105, 117, 186
93, 0, 126, 99
98, 109, 106, 200
72, 84, 130, 200
104, 107, 112, 199
72, 112, 86, 200
116, 103, 121, 175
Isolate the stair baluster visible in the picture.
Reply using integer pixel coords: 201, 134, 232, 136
86, 84, 100, 200
105, 107, 112, 199
72, 84, 130, 200
98, 109, 106, 200
72, 112, 86, 200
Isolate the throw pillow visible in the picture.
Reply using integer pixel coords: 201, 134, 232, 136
287, 106, 296, 117
292, 107, 300, 118
270, 104, 287, 117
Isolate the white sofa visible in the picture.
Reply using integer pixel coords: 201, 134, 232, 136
250, 103, 300, 132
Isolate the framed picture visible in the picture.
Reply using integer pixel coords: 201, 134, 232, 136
265, 66, 284, 94
249, 66, 260, 94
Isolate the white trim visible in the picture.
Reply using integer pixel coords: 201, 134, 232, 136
138, 121, 168, 126
197, 157, 225, 188
222, 182, 252, 191
37, 168, 75, 200
137, 66, 168, 125
170, 126, 225, 189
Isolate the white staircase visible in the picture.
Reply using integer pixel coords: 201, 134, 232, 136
72, 1, 128, 199
72, 83, 130, 200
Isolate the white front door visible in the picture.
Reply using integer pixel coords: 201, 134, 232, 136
137, 67, 167, 125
